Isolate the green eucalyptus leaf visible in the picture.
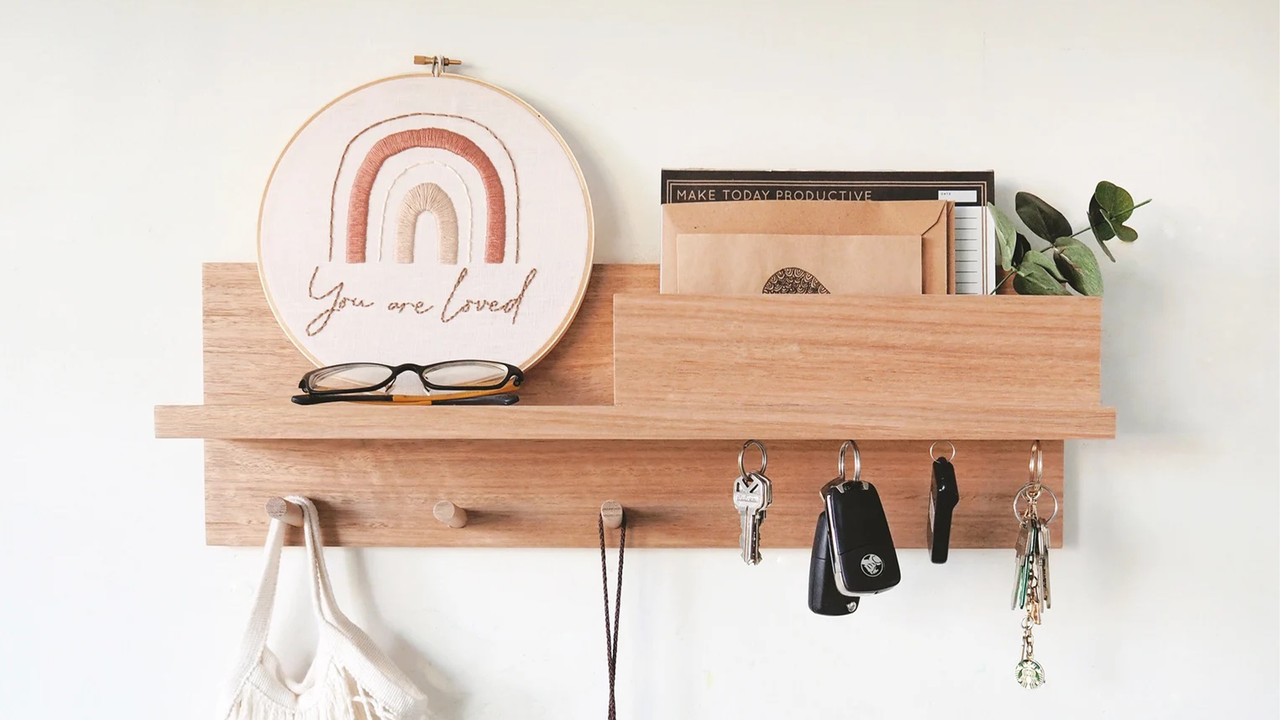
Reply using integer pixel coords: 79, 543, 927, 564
1095, 205, 1135, 252
1095, 237, 1116, 262
1091, 181, 1143, 250
1090, 217, 1121, 262
1088, 194, 1115, 242
1052, 237, 1104, 296
1014, 261, 1071, 296
989, 203, 1018, 271
1094, 181, 1135, 223
1016, 192, 1073, 241
1013, 233, 1031, 267
1022, 247, 1067, 281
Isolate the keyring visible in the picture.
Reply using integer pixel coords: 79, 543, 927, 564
1028, 440, 1043, 485
1013, 484, 1058, 524
929, 440, 956, 462
739, 439, 767, 477
837, 440, 862, 487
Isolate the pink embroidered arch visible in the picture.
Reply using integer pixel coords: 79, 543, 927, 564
347, 128, 506, 263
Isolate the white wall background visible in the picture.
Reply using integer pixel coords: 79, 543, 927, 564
1, 1, 1276, 717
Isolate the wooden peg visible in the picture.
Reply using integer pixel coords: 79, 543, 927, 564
433, 500, 469, 529
600, 500, 624, 530
265, 497, 304, 527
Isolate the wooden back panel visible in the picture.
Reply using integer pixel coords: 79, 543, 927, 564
188, 262, 1078, 548
203, 262, 657, 405
207, 439, 1064, 548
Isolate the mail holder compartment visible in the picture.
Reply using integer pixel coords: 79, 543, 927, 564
613, 293, 1104, 410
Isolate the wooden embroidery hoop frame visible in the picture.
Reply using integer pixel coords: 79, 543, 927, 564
256, 56, 596, 371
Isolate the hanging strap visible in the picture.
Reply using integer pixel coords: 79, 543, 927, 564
599, 514, 626, 720
228, 498, 341, 674
297, 496, 427, 708
296, 495, 349, 627
224, 502, 291, 697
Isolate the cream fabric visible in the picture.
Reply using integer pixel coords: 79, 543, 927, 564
219, 497, 428, 720
258, 76, 593, 371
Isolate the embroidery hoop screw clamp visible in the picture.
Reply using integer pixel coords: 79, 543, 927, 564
413, 55, 463, 76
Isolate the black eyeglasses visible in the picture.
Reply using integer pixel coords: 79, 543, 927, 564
292, 360, 524, 406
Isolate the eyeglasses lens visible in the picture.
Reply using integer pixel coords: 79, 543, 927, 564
308, 364, 394, 392
422, 361, 511, 389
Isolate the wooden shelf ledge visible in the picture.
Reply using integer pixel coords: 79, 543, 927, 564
154, 402, 1115, 440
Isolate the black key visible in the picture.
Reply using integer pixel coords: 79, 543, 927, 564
927, 457, 960, 564
824, 481, 901, 595
808, 511, 860, 616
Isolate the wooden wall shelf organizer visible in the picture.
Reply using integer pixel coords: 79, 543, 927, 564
155, 263, 1114, 548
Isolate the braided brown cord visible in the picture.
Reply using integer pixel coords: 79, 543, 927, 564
599, 514, 626, 720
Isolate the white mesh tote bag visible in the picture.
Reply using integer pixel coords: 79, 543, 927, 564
219, 496, 428, 720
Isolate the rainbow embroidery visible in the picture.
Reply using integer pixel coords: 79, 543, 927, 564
329, 113, 520, 266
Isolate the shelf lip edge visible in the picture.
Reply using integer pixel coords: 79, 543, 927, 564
155, 404, 1117, 441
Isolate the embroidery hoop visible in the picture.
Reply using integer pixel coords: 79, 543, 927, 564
257, 58, 594, 371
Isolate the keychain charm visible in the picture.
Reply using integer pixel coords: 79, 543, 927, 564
1011, 440, 1057, 689
1016, 614, 1046, 689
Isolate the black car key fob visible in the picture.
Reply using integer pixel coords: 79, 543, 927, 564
927, 457, 959, 564
808, 511, 860, 616
823, 480, 901, 595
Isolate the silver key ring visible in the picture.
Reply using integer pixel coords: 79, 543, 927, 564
929, 440, 956, 462
739, 439, 767, 477
1013, 483, 1058, 524
837, 440, 863, 488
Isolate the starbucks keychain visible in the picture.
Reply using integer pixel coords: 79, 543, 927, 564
1012, 440, 1056, 689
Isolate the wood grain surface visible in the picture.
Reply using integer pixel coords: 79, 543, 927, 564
156, 402, 1114, 440
169, 262, 1102, 548
203, 262, 655, 405
206, 439, 1064, 548
614, 293, 1104, 408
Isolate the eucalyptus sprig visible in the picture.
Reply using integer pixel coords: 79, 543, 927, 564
989, 181, 1150, 296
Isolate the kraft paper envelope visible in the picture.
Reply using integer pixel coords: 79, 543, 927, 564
675, 234, 923, 295
661, 200, 954, 294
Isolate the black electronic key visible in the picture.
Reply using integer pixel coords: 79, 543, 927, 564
927, 457, 960, 564
808, 511, 860, 616
823, 481, 901, 595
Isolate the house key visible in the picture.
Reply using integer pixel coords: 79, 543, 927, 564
733, 474, 767, 565
732, 440, 772, 565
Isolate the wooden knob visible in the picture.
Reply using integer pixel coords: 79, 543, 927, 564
600, 500, 624, 529
265, 497, 304, 527
433, 500, 468, 529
